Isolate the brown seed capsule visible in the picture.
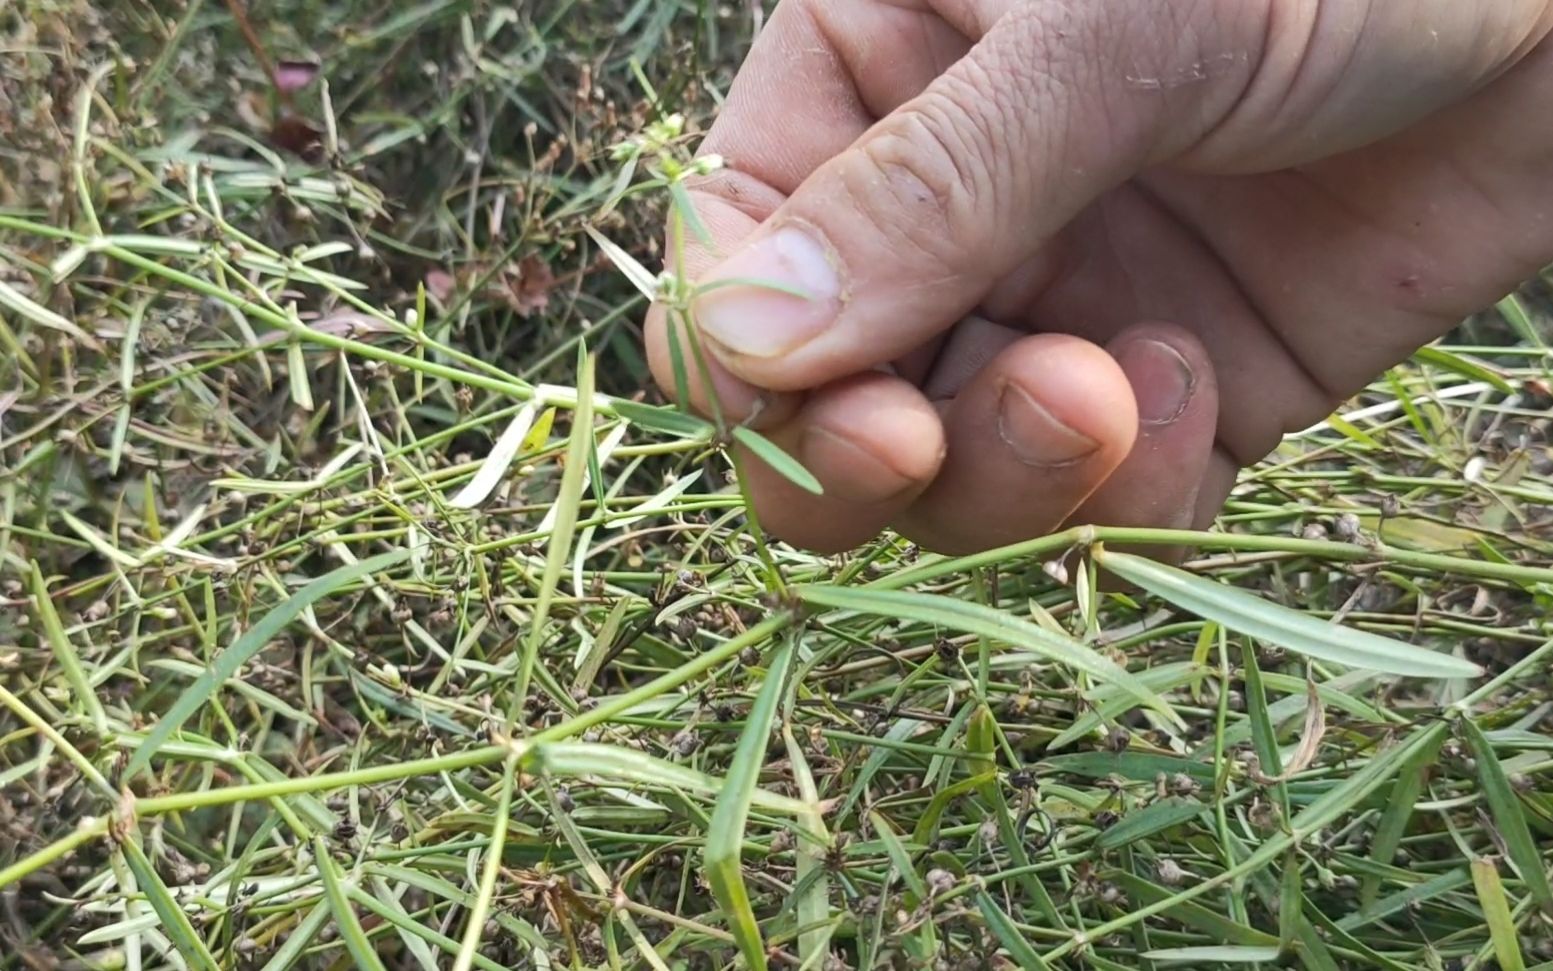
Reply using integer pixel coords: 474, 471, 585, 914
925, 868, 956, 897
1106, 726, 1131, 753
670, 729, 700, 757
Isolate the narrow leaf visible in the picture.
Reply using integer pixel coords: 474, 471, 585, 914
614, 398, 715, 439
1141, 947, 1283, 963
1094, 797, 1205, 850
0, 277, 99, 344
313, 837, 388, 971
1461, 717, 1553, 912
1277, 851, 1302, 954
608, 469, 704, 529
28, 562, 108, 733
586, 225, 659, 300
117, 840, 219, 971
1339, 868, 1472, 932
536, 741, 808, 815
976, 891, 1050, 970
452, 765, 515, 971
1109, 872, 1279, 947
706, 637, 795, 971
1361, 728, 1446, 905
515, 353, 593, 701
798, 585, 1180, 727
450, 403, 538, 508
1413, 346, 1515, 394
733, 425, 823, 495
1473, 857, 1527, 971
869, 812, 929, 901
1095, 548, 1483, 678
127, 548, 411, 778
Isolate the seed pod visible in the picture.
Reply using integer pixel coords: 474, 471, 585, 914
1106, 726, 1131, 753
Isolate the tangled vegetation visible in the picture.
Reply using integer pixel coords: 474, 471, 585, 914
2, 2, 1552, 969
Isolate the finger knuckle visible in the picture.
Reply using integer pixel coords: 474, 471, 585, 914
847, 92, 987, 269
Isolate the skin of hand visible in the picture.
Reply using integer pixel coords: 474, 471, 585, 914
643, 0, 1553, 555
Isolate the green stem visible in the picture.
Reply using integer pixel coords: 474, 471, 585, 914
0, 816, 111, 889
880, 525, 1553, 590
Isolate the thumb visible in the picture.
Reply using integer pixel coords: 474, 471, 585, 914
687, 3, 1261, 391
686, 0, 1553, 393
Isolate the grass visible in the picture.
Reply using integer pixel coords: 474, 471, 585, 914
2, 1, 1552, 969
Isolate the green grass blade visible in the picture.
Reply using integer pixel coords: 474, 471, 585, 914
126, 547, 411, 779
1142, 946, 1283, 963
1049, 661, 1199, 751
912, 772, 995, 845
514, 347, 594, 703
449, 402, 538, 508
586, 224, 660, 300
0, 276, 99, 344
1094, 797, 1206, 850
669, 178, 714, 248
1094, 547, 1483, 678
732, 426, 823, 496
1339, 868, 1473, 932
1497, 293, 1546, 348
536, 741, 808, 814
28, 561, 108, 734
117, 838, 220, 971
1473, 856, 1527, 971
783, 726, 833, 966
1292, 723, 1447, 837
705, 636, 795, 971
1412, 345, 1515, 393
976, 890, 1050, 970
797, 585, 1181, 727
1361, 727, 1447, 905
613, 398, 715, 438
868, 812, 928, 902
1277, 851, 1302, 954
312, 836, 388, 971
452, 762, 516, 971
350, 883, 507, 971
1460, 717, 1553, 913
257, 900, 330, 971
1108, 872, 1279, 947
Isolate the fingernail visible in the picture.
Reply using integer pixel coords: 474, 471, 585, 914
997, 385, 1100, 467
801, 426, 915, 503
1115, 338, 1195, 425
693, 224, 843, 358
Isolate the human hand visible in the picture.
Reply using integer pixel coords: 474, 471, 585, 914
644, 1, 1553, 555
